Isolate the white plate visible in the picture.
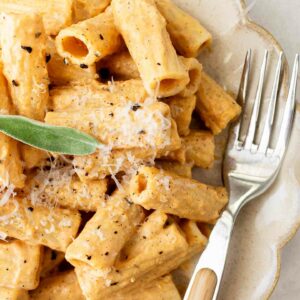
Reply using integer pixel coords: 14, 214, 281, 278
172, 0, 300, 299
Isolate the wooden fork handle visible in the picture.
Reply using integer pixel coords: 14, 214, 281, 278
188, 269, 217, 300
184, 211, 234, 300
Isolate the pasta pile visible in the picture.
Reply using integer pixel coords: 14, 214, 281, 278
0, 0, 241, 299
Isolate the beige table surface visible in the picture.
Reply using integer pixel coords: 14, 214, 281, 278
246, 0, 300, 299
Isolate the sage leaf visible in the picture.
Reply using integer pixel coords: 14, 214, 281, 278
0, 115, 101, 155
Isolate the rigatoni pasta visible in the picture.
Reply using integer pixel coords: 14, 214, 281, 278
0, 240, 42, 289
179, 56, 203, 97
26, 175, 107, 211
46, 101, 180, 152
20, 144, 48, 170
0, 0, 72, 35
0, 0, 239, 298
0, 13, 49, 120
165, 94, 196, 136
0, 197, 81, 251
97, 51, 140, 80
50, 79, 147, 111
73, 147, 157, 181
163, 130, 215, 169
75, 212, 207, 299
156, 160, 193, 178
75, 221, 189, 298
56, 8, 122, 66
73, 0, 111, 22
155, 0, 212, 57
112, 0, 189, 97
40, 248, 65, 278
66, 190, 144, 270
0, 65, 25, 188
30, 271, 84, 300
129, 166, 228, 222
0, 287, 29, 300
196, 72, 241, 134
46, 37, 98, 86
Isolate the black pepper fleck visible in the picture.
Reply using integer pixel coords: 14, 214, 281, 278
86, 255, 92, 260
24, 260, 27, 263
27, 207, 34, 212
110, 282, 118, 286
99, 34, 104, 40
21, 46, 32, 53
35, 32, 42, 38
63, 58, 69, 65
80, 64, 88, 69
131, 104, 141, 111
46, 54, 51, 63
105, 252, 109, 256
12, 80, 19, 87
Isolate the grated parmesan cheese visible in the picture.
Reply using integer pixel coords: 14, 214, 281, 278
59, 218, 72, 228
0, 184, 16, 206
0, 231, 8, 242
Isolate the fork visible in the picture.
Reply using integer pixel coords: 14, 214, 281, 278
184, 50, 299, 300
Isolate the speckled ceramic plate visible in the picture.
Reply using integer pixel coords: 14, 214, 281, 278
172, 0, 300, 299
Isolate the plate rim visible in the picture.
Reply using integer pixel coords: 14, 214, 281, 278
235, 1, 300, 298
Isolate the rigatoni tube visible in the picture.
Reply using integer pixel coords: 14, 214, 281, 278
50, 79, 148, 111
156, 161, 193, 178
0, 240, 42, 289
73, 148, 157, 181
196, 72, 241, 134
0, 13, 49, 120
46, 101, 180, 152
75, 212, 206, 299
97, 51, 140, 80
179, 56, 203, 97
30, 271, 84, 300
75, 220, 189, 298
129, 166, 228, 222
155, 0, 212, 57
112, 0, 189, 97
46, 37, 98, 86
73, 0, 111, 22
26, 175, 108, 211
56, 8, 122, 66
164, 130, 215, 169
0, 0, 73, 35
0, 287, 29, 300
66, 190, 144, 270
0, 197, 81, 252
0, 65, 25, 188
165, 94, 196, 136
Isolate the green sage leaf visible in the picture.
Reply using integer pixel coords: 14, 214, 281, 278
0, 115, 101, 155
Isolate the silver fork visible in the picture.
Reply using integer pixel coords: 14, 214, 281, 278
184, 50, 299, 300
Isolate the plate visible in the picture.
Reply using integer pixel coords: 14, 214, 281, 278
172, 0, 300, 299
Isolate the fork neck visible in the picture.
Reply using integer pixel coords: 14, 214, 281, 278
225, 178, 263, 220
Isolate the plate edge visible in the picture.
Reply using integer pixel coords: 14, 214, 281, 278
238, 1, 300, 299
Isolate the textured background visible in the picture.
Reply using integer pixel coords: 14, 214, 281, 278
246, 0, 300, 299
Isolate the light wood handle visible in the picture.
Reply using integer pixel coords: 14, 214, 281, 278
188, 268, 217, 300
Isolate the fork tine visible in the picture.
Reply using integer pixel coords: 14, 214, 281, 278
235, 49, 252, 142
274, 54, 299, 157
244, 50, 269, 150
258, 52, 284, 153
